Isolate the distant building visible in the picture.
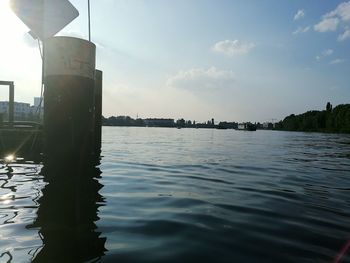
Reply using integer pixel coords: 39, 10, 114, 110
0, 101, 31, 120
218, 121, 238, 129
262, 122, 274, 129
143, 118, 174, 127
238, 123, 246, 130
32, 97, 44, 118
0, 102, 7, 114
34, 97, 43, 107
0, 97, 43, 121
237, 122, 257, 131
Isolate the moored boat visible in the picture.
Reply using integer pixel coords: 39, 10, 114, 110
237, 123, 257, 131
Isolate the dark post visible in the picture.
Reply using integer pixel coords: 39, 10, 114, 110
9, 82, 14, 126
0, 81, 15, 126
94, 70, 102, 154
88, 0, 91, 42
44, 36, 96, 164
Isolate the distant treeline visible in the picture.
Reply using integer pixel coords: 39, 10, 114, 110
102, 115, 239, 129
275, 103, 350, 133
102, 116, 145, 126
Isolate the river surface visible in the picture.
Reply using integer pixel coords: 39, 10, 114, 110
1, 127, 350, 262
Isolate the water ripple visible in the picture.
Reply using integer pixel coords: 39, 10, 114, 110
1, 128, 350, 262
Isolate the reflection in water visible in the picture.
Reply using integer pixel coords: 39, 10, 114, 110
30, 156, 107, 262
0, 252, 13, 263
2, 129, 350, 262
0, 161, 44, 262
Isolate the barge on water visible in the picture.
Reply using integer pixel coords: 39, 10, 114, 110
237, 123, 257, 131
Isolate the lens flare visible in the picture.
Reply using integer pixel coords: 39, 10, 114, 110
4, 154, 15, 162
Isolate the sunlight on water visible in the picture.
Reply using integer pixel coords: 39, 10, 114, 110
0, 193, 12, 205
0, 162, 45, 262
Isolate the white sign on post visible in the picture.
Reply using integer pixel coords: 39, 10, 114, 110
10, 0, 79, 40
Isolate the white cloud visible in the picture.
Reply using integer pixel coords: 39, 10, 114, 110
322, 49, 334, 56
294, 9, 305, 20
338, 29, 350, 41
314, 17, 340, 32
292, 26, 310, 34
314, 2, 350, 37
166, 67, 235, 91
330, 58, 345, 64
212, 40, 255, 56
324, 1, 350, 21
316, 49, 334, 61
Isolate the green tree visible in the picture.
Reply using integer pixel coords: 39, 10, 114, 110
326, 102, 332, 112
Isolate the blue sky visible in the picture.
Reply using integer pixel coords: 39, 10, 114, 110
0, 0, 349, 122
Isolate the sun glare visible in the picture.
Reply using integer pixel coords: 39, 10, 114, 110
0, 0, 42, 81
0, 194, 12, 205
0, 1, 15, 33
0, 0, 29, 42
4, 154, 15, 162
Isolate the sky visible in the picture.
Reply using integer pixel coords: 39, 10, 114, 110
0, 0, 349, 123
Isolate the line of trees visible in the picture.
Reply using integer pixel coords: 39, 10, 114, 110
102, 116, 145, 126
102, 116, 239, 129
275, 103, 350, 133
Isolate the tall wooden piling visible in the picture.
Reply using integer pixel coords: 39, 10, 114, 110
9, 82, 14, 126
44, 37, 96, 162
0, 81, 14, 126
94, 70, 102, 154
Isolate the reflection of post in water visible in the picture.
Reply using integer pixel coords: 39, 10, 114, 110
30, 158, 106, 262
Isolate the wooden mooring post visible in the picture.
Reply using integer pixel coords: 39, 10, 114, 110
44, 36, 97, 163
94, 70, 102, 155
0, 39, 103, 161
0, 81, 14, 126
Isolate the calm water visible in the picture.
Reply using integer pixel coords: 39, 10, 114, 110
1, 127, 350, 262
